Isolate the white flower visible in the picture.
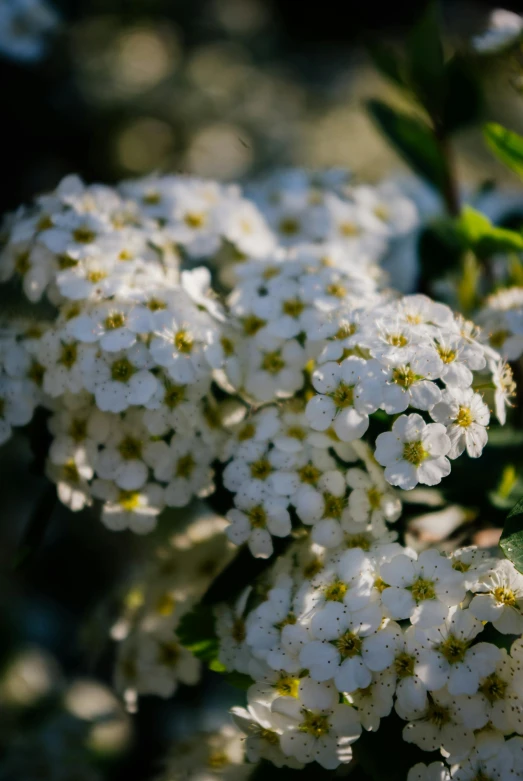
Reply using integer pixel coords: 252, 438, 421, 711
92, 480, 164, 534
306, 358, 381, 442
469, 559, 523, 634
346, 467, 402, 526
380, 549, 466, 629
81, 346, 158, 413
451, 746, 518, 780
490, 359, 516, 425
272, 678, 362, 768
412, 607, 501, 695
407, 762, 451, 781
215, 589, 253, 674
300, 604, 399, 693
377, 350, 442, 414
375, 413, 451, 491
402, 688, 476, 759
131, 623, 200, 699
346, 667, 395, 731
46, 440, 93, 511
430, 387, 489, 459
472, 8, 523, 54
225, 486, 291, 559
231, 698, 303, 768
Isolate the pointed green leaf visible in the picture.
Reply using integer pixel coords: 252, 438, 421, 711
484, 123, 523, 179
407, 0, 445, 115
367, 43, 407, 89
500, 497, 523, 574
456, 206, 523, 256
177, 604, 219, 663
366, 99, 446, 190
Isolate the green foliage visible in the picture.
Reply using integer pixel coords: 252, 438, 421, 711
484, 123, 523, 179
177, 604, 220, 663
500, 497, 523, 574
455, 206, 523, 257
406, 0, 445, 116
442, 55, 482, 132
366, 100, 446, 190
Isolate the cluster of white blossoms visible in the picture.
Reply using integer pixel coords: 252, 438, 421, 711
217, 533, 523, 775
0, 171, 515, 539
111, 506, 235, 711
2, 170, 523, 778
478, 285, 523, 361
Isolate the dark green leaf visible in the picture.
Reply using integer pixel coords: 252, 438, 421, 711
456, 206, 523, 256
484, 123, 523, 179
407, 0, 445, 116
500, 496, 523, 574
442, 55, 482, 132
366, 43, 407, 89
177, 604, 219, 663
224, 671, 254, 690
366, 100, 446, 190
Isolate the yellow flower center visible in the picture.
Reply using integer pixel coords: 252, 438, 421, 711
275, 675, 300, 697
73, 227, 96, 244
437, 345, 456, 364
410, 577, 436, 602
118, 436, 142, 460
336, 323, 357, 340
494, 586, 517, 607
238, 423, 256, 441
247, 505, 267, 529
299, 710, 330, 737
164, 383, 185, 409
220, 337, 235, 357
104, 312, 126, 330
332, 381, 354, 408
231, 618, 246, 643
394, 652, 415, 678
298, 464, 322, 484
242, 315, 266, 336
427, 700, 451, 727
402, 441, 428, 466
261, 350, 285, 374
250, 459, 272, 480
86, 269, 107, 283
456, 406, 474, 427
336, 631, 362, 658
287, 425, 306, 440
29, 361, 45, 386
147, 297, 167, 311
59, 342, 78, 368
176, 454, 196, 478
452, 560, 470, 573
111, 358, 135, 382
68, 418, 87, 442
174, 330, 193, 354
62, 459, 80, 483
345, 534, 371, 551
324, 580, 347, 602
437, 634, 469, 664
392, 366, 417, 388
479, 673, 508, 703
118, 490, 141, 511
184, 212, 206, 229
278, 217, 300, 235
326, 283, 347, 298
339, 221, 359, 237
387, 333, 408, 348
367, 487, 382, 510
282, 298, 305, 317
323, 492, 344, 519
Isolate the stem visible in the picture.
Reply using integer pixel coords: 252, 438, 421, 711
432, 119, 460, 218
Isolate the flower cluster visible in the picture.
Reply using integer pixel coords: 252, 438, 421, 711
219, 535, 523, 774
111, 506, 235, 711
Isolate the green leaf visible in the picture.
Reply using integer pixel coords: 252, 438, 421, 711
484, 123, 523, 179
367, 43, 407, 89
442, 55, 482, 132
407, 0, 445, 116
455, 206, 523, 257
177, 604, 219, 663
500, 496, 523, 574
366, 100, 446, 190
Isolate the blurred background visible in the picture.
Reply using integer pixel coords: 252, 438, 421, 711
1, 1, 523, 779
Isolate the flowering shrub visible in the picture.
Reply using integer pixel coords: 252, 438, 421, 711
5, 3, 523, 781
